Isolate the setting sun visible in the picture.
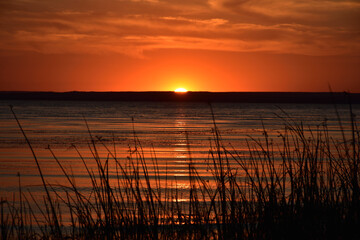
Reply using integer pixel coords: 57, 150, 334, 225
174, 88, 188, 93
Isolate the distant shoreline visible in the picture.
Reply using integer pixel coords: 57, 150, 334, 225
1, 91, 359, 104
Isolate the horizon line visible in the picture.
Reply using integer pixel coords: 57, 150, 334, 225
1, 90, 359, 94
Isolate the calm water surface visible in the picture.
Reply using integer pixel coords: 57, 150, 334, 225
0, 100, 359, 199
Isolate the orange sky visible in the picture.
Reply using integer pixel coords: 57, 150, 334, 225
0, 0, 359, 92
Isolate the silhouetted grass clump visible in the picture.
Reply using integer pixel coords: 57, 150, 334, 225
1, 105, 359, 239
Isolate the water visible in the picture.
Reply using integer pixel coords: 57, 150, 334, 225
0, 100, 358, 200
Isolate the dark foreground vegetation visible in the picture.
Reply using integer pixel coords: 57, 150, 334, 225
1, 105, 359, 239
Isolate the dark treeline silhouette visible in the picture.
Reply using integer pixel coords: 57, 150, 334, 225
1, 91, 360, 104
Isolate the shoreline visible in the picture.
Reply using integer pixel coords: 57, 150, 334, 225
1, 91, 360, 104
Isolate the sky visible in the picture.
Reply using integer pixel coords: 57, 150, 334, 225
0, 0, 359, 92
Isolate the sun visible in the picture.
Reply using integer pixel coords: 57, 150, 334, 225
174, 88, 188, 93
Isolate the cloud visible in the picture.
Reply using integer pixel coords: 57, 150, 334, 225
0, 0, 359, 57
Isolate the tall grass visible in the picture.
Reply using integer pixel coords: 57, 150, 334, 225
1, 105, 359, 239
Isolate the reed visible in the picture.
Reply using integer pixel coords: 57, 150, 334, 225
1, 105, 359, 239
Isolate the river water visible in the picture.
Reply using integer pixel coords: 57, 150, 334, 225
0, 100, 358, 201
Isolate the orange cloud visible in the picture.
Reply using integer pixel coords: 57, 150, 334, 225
1, 0, 359, 57
0, 0, 359, 92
